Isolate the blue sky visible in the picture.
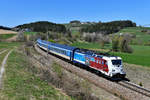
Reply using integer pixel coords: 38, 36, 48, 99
0, 0, 150, 27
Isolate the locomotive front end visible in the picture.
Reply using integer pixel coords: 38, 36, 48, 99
107, 57, 126, 78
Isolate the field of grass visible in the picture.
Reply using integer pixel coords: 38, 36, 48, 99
71, 42, 111, 50
24, 32, 37, 35
71, 41, 150, 67
0, 50, 72, 100
112, 45, 150, 67
0, 50, 9, 68
0, 34, 16, 39
117, 27, 150, 45
0, 42, 21, 49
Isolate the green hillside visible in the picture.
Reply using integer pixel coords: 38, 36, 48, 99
0, 34, 16, 39
117, 27, 150, 45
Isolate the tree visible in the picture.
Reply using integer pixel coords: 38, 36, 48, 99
112, 39, 119, 52
17, 31, 26, 42
112, 34, 133, 53
81, 20, 136, 34
15, 21, 66, 33
120, 34, 133, 53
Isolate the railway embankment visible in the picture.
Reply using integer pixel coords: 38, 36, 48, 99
29, 44, 150, 100
23, 45, 121, 100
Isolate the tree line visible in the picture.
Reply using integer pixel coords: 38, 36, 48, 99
0, 26, 11, 30
81, 20, 136, 34
15, 21, 67, 33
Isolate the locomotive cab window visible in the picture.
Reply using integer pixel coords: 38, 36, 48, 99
111, 60, 121, 65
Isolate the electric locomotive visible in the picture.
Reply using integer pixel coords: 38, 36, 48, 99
36, 39, 126, 78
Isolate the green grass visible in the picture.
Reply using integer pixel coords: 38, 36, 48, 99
71, 41, 150, 67
24, 32, 37, 35
1, 51, 72, 100
0, 50, 9, 66
112, 45, 150, 67
117, 27, 150, 44
0, 42, 21, 49
0, 34, 16, 39
71, 42, 111, 50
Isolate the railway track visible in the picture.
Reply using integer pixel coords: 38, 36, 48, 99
34, 45, 150, 100
118, 81, 150, 97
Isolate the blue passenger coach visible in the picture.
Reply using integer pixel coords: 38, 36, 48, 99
37, 39, 86, 64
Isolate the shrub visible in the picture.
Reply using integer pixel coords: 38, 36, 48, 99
112, 36, 119, 52
17, 31, 26, 42
119, 34, 133, 53
112, 34, 133, 53
139, 82, 143, 87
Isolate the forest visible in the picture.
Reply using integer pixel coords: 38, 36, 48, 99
81, 20, 136, 34
15, 21, 67, 33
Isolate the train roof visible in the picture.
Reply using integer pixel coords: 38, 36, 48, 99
37, 39, 77, 51
37, 39, 121, 59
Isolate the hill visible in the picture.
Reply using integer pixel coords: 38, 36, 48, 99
116, 27, 150, 45
0, 26, 11, 30
15, 21, 67, 33
0, 29, 17, 34
0, 29, 17, 41
81, 20, 136, 34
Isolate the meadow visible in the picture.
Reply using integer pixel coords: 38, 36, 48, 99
24, 32, 37, 35
0, 42, 21, 49
71, 42, 112, 50
117, 27, 150, 45
0, 34, 16, 39
0, 42, 73, 100
72, 42, 150, 67
112, 45, 150, 67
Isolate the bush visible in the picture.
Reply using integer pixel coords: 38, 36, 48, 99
17, 31, 25, 42
112, 34, 133, 53
120, 34, 133, 53
139, 82, 143, 87
112, 36, 120, 52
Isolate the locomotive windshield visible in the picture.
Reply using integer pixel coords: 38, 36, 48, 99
111, 60, 122, 65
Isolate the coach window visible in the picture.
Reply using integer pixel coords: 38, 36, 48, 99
99, 60, 101, 64
102, 60, 104, 65
97, 60, 99, 63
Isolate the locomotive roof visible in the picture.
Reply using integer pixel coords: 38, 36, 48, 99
77, 48, 112, 56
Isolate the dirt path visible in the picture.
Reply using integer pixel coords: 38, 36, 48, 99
6, 35, 17, 42
0, 50, 12, 89
0, 49, 7, 55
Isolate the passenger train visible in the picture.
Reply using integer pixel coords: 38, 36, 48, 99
36, 39, 126, 78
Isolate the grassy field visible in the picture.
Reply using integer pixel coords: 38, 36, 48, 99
0, 34, 16, 39
0, 42, 21, 49
117, 27, 150, 45
24, 32, 37, 35
0, 50, 9, 68
71, 41, 150, 67
0, 50, 72, 100
71, 42, 111, 50
112, 45, 150, 67
0, 42, 74, 100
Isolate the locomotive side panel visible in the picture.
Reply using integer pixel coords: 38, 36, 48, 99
73, 52, 86, 64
